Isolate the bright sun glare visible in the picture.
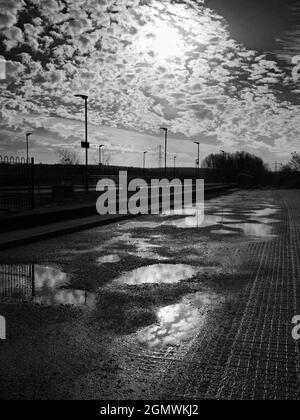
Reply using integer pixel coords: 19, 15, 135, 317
136, 21, 184, 61
151, 23, 183, 59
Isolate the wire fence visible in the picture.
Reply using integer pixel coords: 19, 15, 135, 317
0, 156, 34, 211
0, 265, 35, 302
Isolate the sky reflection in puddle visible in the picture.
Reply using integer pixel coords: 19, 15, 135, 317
164, 205, 280, 237
97, 255, 121, 264
225, 223, 275, 238
114, 264, 220, 286
0, 265, 95, 308
166, 213, 243, 228
137, 292, 222, 348
114, 264, 199, 286
211, 229, 240, 235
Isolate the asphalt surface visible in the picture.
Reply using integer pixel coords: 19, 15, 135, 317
0, 189, 299, 400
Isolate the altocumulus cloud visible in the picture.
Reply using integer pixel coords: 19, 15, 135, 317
0, 0, 300, 164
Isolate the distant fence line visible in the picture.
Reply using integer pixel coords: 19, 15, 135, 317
0, 155, 35, 210
32, 164, 224, 185
0, 156, 30, 165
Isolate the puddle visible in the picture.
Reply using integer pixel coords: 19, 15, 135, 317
166, 212, 243, 229
0, 265, 95, 308
118, 207, 280, 234
249, 208, 279, 218
128, 252, 169, 261
97, 255, 121, 264
113, 264, 199, 286
226, 223, 275, 238
113, 264, 221, 286
137, 291, 223, 349
119, 221, 163, 230
211, 229, 240, 235
60, 246, 104, 255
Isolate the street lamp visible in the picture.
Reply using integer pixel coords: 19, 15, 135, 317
194, 141, 200, 175
26, 132, 32, 162
143, 151, 148, 169
174, 155, 177, 175
74, 94, 89, 193
99, 145, 104, 166
160, 127, 168, 177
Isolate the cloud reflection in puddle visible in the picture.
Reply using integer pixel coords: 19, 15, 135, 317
97, 255, 121, 264
0, 265, 95, 308
137, 291, 223, 349
114, 264, 199, 286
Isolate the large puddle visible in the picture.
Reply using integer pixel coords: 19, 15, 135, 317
121, 205, 280, 239
0, 265, 95, 308
113, 264, 200, 286
137, 291, 223, 349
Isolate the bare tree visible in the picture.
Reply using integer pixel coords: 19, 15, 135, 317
286, 152, 300, 172
57, 148, 81, 165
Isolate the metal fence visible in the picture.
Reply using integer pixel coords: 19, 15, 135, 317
0, 265, 35, 302
0, 156, 34, 210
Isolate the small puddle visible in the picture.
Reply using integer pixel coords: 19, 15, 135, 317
128, 252, 169, 261
211, 229, 239, 235
119, 221, 163, 230
0, 265, 95, 308
113, 264, 199, 286
167, 213, 243, 229
113, 264, 220, 286
226, 223, 276, 238
249, 208, 279, 218
97, 255, 121, 264
137, 291, 223, 348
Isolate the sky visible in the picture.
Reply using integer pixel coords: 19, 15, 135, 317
0, 0, 300, 167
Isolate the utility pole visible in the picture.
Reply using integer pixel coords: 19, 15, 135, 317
158, 145, 162, 169
194, 142, 200, 176
99, 145, 104, 166
143, 151, 148, 169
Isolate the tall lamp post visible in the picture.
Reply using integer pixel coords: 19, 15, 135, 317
160, 127, 168, 177
143, 151, 148, 169
194, 141, 200, 176
174, 155, 177, 175
26, 132, 32, 162
99, 145, 104, 166
75, 94, 89, 193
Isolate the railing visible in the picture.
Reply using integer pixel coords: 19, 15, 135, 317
0, 265, 35, 301
0, 156, 34, 210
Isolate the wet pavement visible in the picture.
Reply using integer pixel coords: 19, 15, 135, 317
0, 190, 299, 400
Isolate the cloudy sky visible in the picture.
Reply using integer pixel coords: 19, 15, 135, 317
0, 0, 300, 167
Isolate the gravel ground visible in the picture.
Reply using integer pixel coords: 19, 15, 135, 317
0, 189, 299, 400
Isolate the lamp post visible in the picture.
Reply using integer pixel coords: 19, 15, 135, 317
143, 151, 148, 169
99, 145, 104, 166
26, 132, 32, 162
75, 94, 89, 193
160, 127, 168, 177
194, 141, 200, 176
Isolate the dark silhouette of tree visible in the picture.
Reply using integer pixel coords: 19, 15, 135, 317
279, 153, 300, 188
202, 151, 268, 183
57, 149, 81, 165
